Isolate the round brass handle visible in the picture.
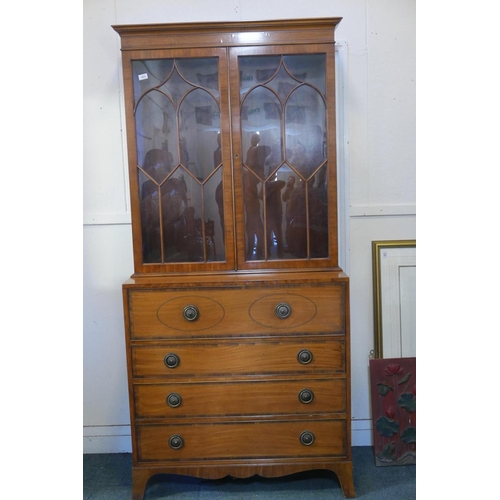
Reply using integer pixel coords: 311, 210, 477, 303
298, 389, 315, 404
166, 393, 182, 408
183, 305, 199, 321
164, 353, 180, 369
297, 349, 313, 365
168, 434, 184, 450
299, 431, 315, 446
275, 302, 292, 319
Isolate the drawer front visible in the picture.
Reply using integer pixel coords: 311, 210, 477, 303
127, 285, 345, 339
131, 339, 345, 378
134, 378, 346, 418
137, 419, 347, 461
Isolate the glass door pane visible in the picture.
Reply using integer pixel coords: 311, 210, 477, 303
132, 57, 226, 264
237, 51, 330, 264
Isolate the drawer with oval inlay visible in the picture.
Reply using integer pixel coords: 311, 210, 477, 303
136, 419, 348, 462
126, 284, 346, 340
131, 338, 346, 378
134, 378, 347, 419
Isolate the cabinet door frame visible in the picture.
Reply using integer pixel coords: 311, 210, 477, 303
120, 47, 236, 275
229, 44, 339, 271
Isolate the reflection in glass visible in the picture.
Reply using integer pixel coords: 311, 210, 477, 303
239, 55, 281, 95
266, 65, 301, 102
204, 167, 225, 259
134, 57, 224, 264
283, 54, 326, 95
135, 92, 178, 177
281, 169, 297, 256
179, 88, 220, 181
160, 167, 189, 262
239, 53, 329, 261
264, 137, 283, 178
132, 59, 174, 103
177, 58, 220, 100
308, 163, 329, 258
241, 86, 282, 163
262, 176, 286, 259
286, 85, 326, 179
242, 165, 264, 260
287, 177, 308, 258
159, 68, 195, 107
140, 175, 161, 262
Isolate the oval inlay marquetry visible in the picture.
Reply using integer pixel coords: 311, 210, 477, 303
157, 295, 225, 331
249, 293, 317, 329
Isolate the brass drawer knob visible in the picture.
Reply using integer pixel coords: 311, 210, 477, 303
275, 302, 292, 319
168, 434, 184, 450
298, 389, 315, 404
297, 349, 313, 365
166, 393, 182, 408
164, 353, 180, 369
299, 431, 315, 446
183, 305, 199, 321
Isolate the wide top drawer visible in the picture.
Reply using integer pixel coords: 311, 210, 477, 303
126, 284, 346, 339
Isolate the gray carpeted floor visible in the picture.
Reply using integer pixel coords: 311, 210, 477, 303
83, 447, 415, 499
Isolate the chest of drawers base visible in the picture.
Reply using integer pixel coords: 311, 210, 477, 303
123, 272, 355, 499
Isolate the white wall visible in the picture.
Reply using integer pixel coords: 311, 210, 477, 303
83, 0, 416, 452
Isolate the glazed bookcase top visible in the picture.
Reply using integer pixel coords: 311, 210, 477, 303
114, 19, 342, 275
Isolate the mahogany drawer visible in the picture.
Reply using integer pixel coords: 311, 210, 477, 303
134, 378, 346, 418
136, 419, 347, 462
131, 339, 345, 378
127, 285, 345, 339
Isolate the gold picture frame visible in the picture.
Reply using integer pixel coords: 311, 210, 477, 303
372, 240, 416, 359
